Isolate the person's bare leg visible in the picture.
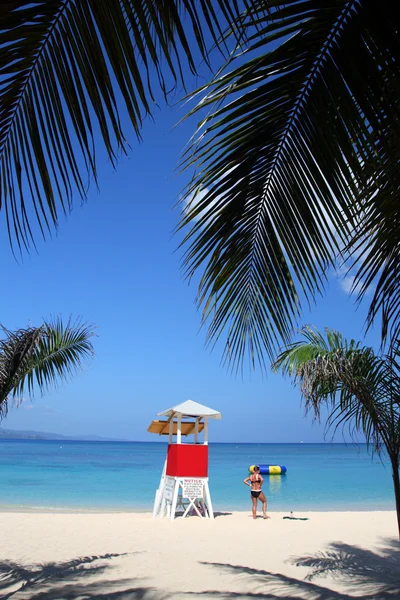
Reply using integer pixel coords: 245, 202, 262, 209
260, 492, 270, 518
251, 496, 257, 519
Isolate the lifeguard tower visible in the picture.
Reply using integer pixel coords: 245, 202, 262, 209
148, 400, 221, 520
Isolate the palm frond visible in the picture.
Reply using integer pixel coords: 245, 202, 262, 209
0, 325, 44, 411
271, 325, 329, 377
0, 0, 246, 252
273, 326, 400, 452
351, 185, 400, 346
12, 317, 95, 399
0, 317, 95, 417
324, 350, 393, 452
180, 0, 400, 369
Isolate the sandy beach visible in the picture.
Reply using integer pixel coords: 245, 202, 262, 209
0, 510, 398, 599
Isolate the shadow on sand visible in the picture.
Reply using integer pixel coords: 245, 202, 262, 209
1, 538, 398, 599
172, 511, 233, 519
195, 537, 400, 599
0, 553, 161, 600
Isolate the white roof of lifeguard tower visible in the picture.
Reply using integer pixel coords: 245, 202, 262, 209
157, 399, 221, 419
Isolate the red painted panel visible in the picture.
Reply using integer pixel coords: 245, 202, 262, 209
166, 444, 208, 477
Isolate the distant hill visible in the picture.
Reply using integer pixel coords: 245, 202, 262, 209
0, 428, 130, 442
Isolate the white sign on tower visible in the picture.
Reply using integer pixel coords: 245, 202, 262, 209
182, 479, 204, 499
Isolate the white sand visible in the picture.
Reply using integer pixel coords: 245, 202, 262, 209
0, 510, 398, 599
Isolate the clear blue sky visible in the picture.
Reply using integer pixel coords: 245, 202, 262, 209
0, 32, 383, 443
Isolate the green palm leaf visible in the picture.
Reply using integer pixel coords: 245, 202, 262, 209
351, 184, 400, 346
0, 0, 245, 251
0, 325, 44, 408
180, 0, 400, 369
14, 317, 95, 397
0, 317, 94, 417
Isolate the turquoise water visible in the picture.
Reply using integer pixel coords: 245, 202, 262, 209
0, 440, 394, 512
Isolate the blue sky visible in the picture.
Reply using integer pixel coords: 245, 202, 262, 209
0, 32, 383, 443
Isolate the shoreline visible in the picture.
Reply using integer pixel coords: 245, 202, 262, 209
0, 505, 396, 514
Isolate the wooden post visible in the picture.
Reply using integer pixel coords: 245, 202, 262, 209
177, 414, 182, 444
170, 479, 179, 521
169, 417, 173, 443
153, 457, 167, 518
194, 418, 199, 443
204, 480, 214, 519
204, 416, 209, 445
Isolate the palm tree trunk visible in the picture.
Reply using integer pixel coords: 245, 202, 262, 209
390, 454, 400, 539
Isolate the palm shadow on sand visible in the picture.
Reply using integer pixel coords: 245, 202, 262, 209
194, 537, 400, 599
2, 538, 398, 599
0, 553, 161, 600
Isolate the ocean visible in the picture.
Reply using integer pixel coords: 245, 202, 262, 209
0, 439, 394, 512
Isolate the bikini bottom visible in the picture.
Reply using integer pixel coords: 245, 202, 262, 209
251, 490, 262, 498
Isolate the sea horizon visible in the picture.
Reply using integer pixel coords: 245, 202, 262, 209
0, 435, 372, 444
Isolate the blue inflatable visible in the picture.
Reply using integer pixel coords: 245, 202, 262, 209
249, 464, 287, 475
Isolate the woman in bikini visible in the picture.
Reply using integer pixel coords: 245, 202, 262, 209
243, 465, 269, 519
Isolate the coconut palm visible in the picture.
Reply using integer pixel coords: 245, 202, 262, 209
0, 2, 399, 370
272, 326, 400, 537
0, 318, 94, 419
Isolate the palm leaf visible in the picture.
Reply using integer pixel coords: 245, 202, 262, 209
13, 317, 95, 399
273, 326, 400, 453
351, 184, 400, 346
0, 317, 94, 417
0, 325, 44, 411
0, 0, 246, 252
180, 0, 400, 369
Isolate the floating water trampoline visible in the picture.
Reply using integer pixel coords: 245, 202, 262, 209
249, 464, 287, 475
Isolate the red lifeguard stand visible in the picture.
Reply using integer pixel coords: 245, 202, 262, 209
148, 400, 221, 520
